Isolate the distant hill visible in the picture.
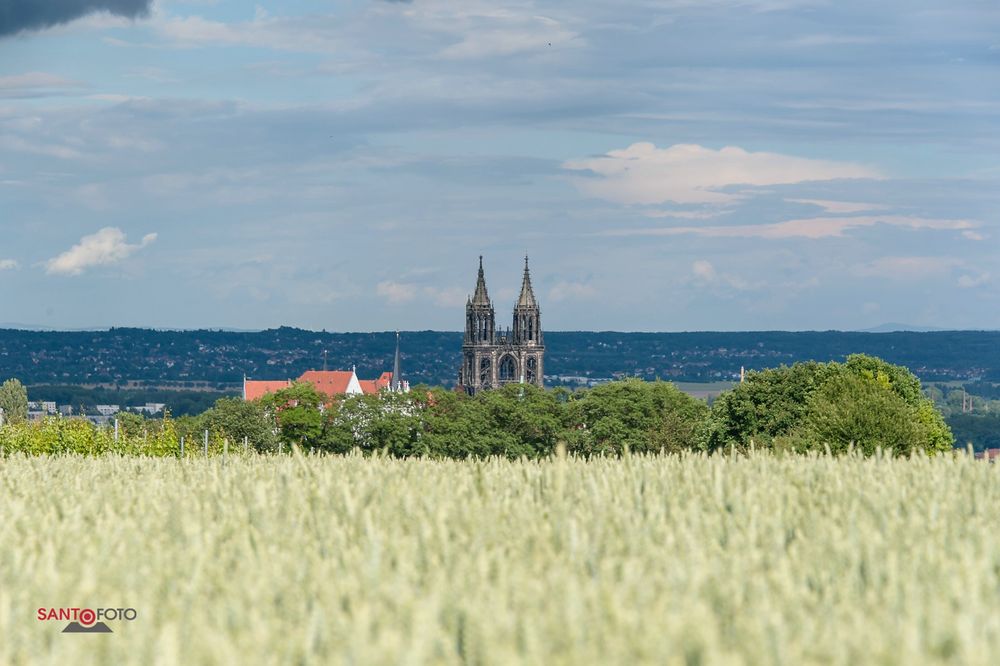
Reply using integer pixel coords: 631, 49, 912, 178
2, 327, 999, 389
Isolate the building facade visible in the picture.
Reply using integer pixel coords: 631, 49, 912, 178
457, 256, 544, 395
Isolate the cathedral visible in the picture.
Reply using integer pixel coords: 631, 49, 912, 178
457, 256, 545, 395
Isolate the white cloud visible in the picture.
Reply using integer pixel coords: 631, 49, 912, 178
156, 14, 342, 53
564, 143, 880, 206
610, 215, 978, 240
434, 11, 580, 60
46, 227, 157, 276
690, 260, 754, 291
642, 209, 726, 220
378, 281, 473, 307
957, 272, 991, 289
427, 286, 468, 308
692, 260, 716, 281
0, 259, 19, 270
0, 135, 83, 160
784, 34, 876, 47
0, 72, 82, 97
147, 1, 580, 62
785, 199, 888, 214
855, 256, 962, 280
376, 280, 419, 304
548, 281, 597, 302
850, 259, 994, 291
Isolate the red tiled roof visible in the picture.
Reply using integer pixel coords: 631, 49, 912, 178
244, 380, 291, 401
299, 370, 356, 397
245, 369, 396, 401
360, 372, 395, 395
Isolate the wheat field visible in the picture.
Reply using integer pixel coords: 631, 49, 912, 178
2, 451, 999, 665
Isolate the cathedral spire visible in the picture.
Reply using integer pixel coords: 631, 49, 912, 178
391, 331, 402, 392
472, 255, 491, 306
516, 255, 537, 308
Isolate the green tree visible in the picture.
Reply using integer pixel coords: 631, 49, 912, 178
0, 378, 29, 425
114, 411, 146, 438
316, 398, 360, 454
947, 413, 1000, 452
567, 379, 709, 455
478, 384, 566, 458
260, 382, 325, 449
703, 362, 837, 451
799, 372, 926, 455
202, 397, 277, 452
360, 392, 425, 456
839, 355, 952, 453
420, 389, 498, 459
704, 355, 953, 455
320, 393, 423, 456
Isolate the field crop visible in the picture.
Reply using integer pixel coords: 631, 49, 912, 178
2, 452, 1000, 665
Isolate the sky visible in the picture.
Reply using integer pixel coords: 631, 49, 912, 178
1, 0, 998, 332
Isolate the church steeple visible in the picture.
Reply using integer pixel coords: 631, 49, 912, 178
391, 331, 402, 392
513, 255, 541, 346
471, 255, 491, 306
516, 255, 537, 308
465, 256, 495, 346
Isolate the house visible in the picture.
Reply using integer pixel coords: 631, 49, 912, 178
243, 369, 407, 402
299, 370, 365, 397
243, 332, 408, 402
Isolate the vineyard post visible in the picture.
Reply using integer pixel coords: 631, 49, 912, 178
243, 436, 248, 454
114, 418, 119, 442
224, 438, 228, 456
180, 436, 185, 457
203, 430, 208, 456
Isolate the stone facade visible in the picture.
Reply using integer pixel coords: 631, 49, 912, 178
457, 256, 544, 395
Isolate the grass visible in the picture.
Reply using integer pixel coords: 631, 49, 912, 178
2, 451, 999, 664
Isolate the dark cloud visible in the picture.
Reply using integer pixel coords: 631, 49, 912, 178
0, 0, 152, 37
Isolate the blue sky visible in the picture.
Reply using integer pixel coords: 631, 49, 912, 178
1, 0, 998, 331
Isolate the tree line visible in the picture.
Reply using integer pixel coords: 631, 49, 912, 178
0, 355, 954, 457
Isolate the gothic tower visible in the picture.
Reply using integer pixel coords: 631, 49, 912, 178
458, 256, 545, 395
512, 256, 544, 385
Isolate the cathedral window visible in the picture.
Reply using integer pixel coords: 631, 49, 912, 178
499, 355, 517, 383
479, 358, 492, 387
